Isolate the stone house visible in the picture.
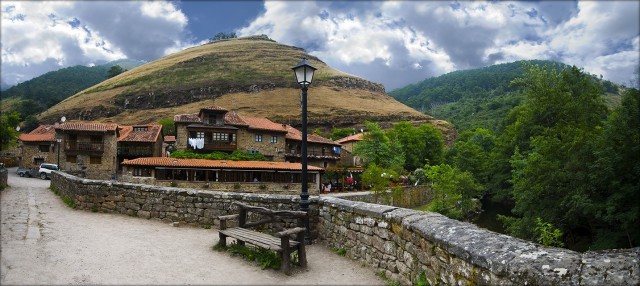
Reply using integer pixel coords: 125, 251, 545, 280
116, 124, 163, 171
284, 125, 341, 169
335, 133, 365, 166
121, 157, 321, 194
55, 122, 119, 180
17, 125, 57, 169
173, 106, 287, 161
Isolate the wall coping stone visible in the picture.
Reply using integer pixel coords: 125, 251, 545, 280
319, 195, 639, 285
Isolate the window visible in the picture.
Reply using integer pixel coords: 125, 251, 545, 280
255, 134, 263, 142
67, 155, 77, 163
90, 156, 102, 164
270, 136, 278, 143
196, 132, 205, 139
90, 135, 102, 143
213, 133, 228, 141
39, 145, 50, 152
133, 126, 148, 131
133, 168, 151, 177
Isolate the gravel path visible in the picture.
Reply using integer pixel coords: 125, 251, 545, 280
1, 168, 383, 285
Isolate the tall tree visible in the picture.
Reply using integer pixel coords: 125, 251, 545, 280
0, 112, 20, 151
107, 65, 126, 78
353, 121, 404, 171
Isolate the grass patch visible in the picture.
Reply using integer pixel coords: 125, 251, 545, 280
50, 186, 76, 209
214, 241, 287, 270
331, 246, 347, 256
376, 271, 401, 286
202, 224, 212, 229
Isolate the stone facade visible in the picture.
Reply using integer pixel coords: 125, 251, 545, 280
50, 172, 639, 285
236, 129, 285, 161
58, 131, 118, 180
19, 142, 57, 169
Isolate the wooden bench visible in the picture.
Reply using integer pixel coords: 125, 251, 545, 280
217, 202, 308, 275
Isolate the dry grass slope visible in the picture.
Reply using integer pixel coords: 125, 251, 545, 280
39, 36, 441, 130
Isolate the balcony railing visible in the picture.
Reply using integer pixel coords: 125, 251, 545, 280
189, 141, 237, 152
118, 148, 153, 157
285, 149, 340, 159
66, 142, 104, 153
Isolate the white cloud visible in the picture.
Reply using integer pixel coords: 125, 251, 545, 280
1, 1, 191, 87
238, 1, 639, 90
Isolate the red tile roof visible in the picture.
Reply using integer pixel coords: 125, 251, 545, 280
241, 116, 287, 133
19, 125, 56, 142
118, 125, 162, 142
55, 122, 118, 132
174, 114, 201, 123
122, 157, 322, 171
164, 136, 176, 142
199, 106, 228, 117
335, 133, 365, 144
224, 111, 248, 126
285, 125, 340, 145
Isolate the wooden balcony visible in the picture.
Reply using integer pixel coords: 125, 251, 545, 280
285, 150, 340, 160
65, 141, 104, 155
118, 147, 153, 157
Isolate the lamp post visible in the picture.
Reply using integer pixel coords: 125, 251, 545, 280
56, 135, 62, 167
292, 57, 316, 244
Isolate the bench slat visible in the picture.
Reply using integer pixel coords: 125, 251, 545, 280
220, 227, 300, 251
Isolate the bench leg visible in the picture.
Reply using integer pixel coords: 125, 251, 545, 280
297, 232, 307, 267
218, 232, 227, 247
281, 236, 291, 275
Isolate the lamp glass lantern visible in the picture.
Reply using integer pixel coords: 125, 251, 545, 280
292, 58, 316, 89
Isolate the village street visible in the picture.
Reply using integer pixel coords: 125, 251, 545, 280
0, 168, 383, 285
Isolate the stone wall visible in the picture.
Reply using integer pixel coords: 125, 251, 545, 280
50, 172, 639, 285
317, 196, 639, 285
329, 186, 432, 209
0, 167, 7, 189
50, 171, 319, 236
59, 131, 118, 180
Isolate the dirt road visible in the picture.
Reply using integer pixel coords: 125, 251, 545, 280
1, 168, 383, 285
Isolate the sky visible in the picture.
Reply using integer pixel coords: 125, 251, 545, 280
1, 1, 639, 91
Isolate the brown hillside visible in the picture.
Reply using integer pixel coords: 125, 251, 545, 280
39, 36, 445, 131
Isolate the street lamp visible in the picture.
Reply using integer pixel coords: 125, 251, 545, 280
292, 57, 316, 244
56, 116, 66, 169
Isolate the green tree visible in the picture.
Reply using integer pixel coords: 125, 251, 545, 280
107, 65, 126, 78
361, 163, 397, 198
159, 117, 175, 136
386, 122, 445, 171
589, 88, 640, 249
500, 63, 609, 249
330, 127, 356, 140
23, 115, 41, 133
424, 164, 482, 220
353, 121, 404, 170
0, 112, 20, 150
447, 128, 495, 187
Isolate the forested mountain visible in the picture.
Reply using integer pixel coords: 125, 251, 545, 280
1, 59, 145, 120
389, 60, 621, 131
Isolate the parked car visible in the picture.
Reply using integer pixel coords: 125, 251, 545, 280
16, 168, 37, 178
38, 163, 59, 180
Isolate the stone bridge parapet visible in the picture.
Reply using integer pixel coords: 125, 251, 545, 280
51, 171, 639, 285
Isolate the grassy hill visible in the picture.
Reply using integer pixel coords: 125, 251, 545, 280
39, 36, 440, 131
1, 59, 145, 118
389, 60, 622, 131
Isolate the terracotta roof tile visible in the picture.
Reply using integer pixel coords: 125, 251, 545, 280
240, 116, 287, 133
174, 114, 201, 123
224, 111, 248, 126
285, 125, 340, 145
335, 133, 365, 144
122, 157, 322, 171
118, 125, 162, 142
117, 125, 133, 141
55, 122, 118, 132
19, 125, 56, 142
164, 136, 176, 142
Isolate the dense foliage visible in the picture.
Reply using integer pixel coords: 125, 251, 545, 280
389, 60, 621, 132
0, 112, 20, 150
